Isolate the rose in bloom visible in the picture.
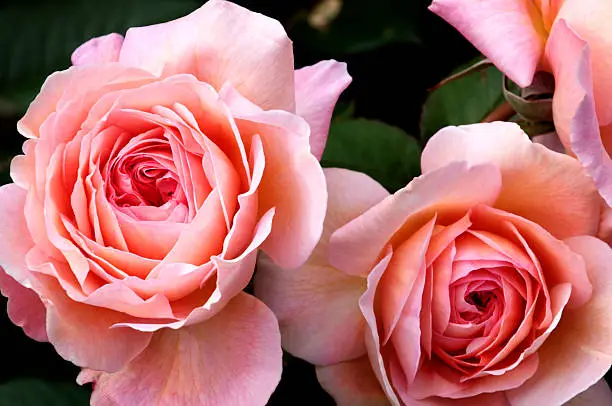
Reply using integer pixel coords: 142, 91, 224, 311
0, 1, 350, 404
429, 0, 612, 207
256, 122, 612, 405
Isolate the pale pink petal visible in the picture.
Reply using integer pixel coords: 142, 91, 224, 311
234, 110, 326, 269
294, 60, 352, 160
556, 0, 612, 126
565, 379, 612, 406
422, 122, 600, 239
546, 19, 612, 206
17, 64, 154, 140
255, 260, 366, 366
36, 274, 152, 372
359, 250, 401, 406
316, 356, 390, 406
429, 0, 545, 87
0, 184, 35, 283
83, 293, 282, 406
330, 162, 501, 277
119, 0, 295, 111
507, 236, 612, 405
0, 268, 47, 342
254, 168, 387, 365
71, 33, 124, 66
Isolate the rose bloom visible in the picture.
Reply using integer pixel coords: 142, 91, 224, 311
429, 0, 612, 207
0, 1, 350, 404
256, 122, 612, 405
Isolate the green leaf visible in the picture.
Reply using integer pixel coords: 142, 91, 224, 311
291, 0, 420, 55
0, 0, 201, 114
321, 118, 421, 192
420, 61, 504, 141
0, 379, 89, 406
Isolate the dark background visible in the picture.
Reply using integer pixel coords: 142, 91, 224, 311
2, 0, 593, 405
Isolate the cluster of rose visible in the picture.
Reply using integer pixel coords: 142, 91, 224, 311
1, 1, 611, 405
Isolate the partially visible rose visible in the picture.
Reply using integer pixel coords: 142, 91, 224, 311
0, 1, 350, 405
256, 122, 612, 405
429, 0, 612, 207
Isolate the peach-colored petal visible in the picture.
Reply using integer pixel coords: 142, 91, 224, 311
330, 162, 501, 277
234, 110, 326, 269
17, 64, 154, 140
71, 33, 124, 66
36, 273, 152, 372
0, 268, 47, 342
254, 168, 387, 365
0, 184, 35, 284
316, 356, 390, 406
359, 250, 401, 406
256, 260, 366, 366
556, 0, 612, 126
83, 293, 282, 406
507, 236, 612, 405
294, 60, 352, 160
429, 0, 544, 87
565, 379, 612, 406
422, 122, 600, 240
546, 20, 612, 206
119, 0, 295, 111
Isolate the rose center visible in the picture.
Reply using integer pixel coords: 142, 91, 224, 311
465, 291, 496, 311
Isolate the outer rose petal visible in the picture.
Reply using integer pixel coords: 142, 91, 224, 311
546, 20, 612, 206
38, 273, 153, 372
225, 98, 327, 269
119, 0, 295, 111
294, 61, 352, 160
255, 168, 388, 365
329, 162, 502, 277
507, 236, 612, 405
0, 268, 47, 342
566, 379, 612, 406
82, 293, 282, 406
557, 0, 612, 126
429, 0, 545, 87
316, 356, 390, 406
421, 122, 600, 239
0, 184, 34, 283
71, 33, 124, 65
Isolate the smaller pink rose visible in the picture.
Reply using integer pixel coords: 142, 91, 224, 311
256, 122, 612, 405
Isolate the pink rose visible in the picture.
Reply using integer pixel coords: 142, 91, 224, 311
0, 1, 350, 404
256, 122, 612, 405
429, 0, 612, 207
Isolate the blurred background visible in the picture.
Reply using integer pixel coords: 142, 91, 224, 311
0, 0, 558, 404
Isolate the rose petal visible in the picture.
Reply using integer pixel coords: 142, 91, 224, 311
71, 33, 124, 66
255, 168, 387, 365
428, 0, 544, 87
119, 0, 295, 111
0, 268, 47, 342
0, 184, 35, 284
35, 272, 152, 372
546, 19, 612, 206
316, 356, 389, 406
233, 109, 326, 269
506, 236, 612, 405
330, 162, 501, 277
294, 60, 352, 160
83, 293, 281, 406
421, 122, 600, 240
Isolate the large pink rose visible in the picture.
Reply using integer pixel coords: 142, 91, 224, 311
429, 0, 612, 207
0, 1, 350, 404
256, 122, 612, 405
